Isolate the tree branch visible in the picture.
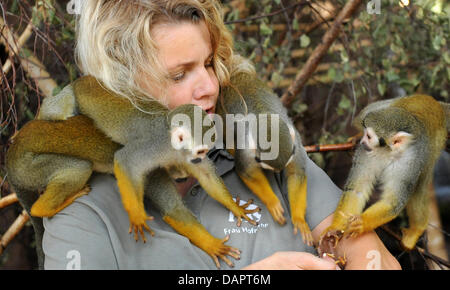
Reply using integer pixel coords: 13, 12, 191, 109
0, 6, 57, 98
281, 0, 363, 108
0, 210, 29, 256
0, 193, 18, 209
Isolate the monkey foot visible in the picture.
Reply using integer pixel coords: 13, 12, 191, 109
345, 215, 364, 238
292, 219, 313, 246
31, 186, 91, 217
400, 228, 423, 251
128, 215, 155, 243
267, 202, 286, 225
207, 235, 241, 269
233, 196, 260, 227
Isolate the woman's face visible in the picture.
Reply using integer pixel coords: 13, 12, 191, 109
150, 20, 219, 113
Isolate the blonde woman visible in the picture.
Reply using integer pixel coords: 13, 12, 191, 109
42, 0, 400, 270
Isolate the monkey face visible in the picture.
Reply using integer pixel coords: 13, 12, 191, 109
360, 127, 379, 152
170, 125, 211, 164
361, 127, 413, 155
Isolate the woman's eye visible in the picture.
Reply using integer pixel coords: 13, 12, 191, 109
205, 57, 214, 68
172, 72, 185, 82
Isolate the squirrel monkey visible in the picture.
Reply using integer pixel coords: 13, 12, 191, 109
319, 94, 448, 252
217, 71, 313, 246
6, 110, 247, 268
5, 115, 120, 269
67, 76, 258, 238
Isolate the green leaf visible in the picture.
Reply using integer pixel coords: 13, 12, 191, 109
432, 35, 442, 50
292, 18, 299, 31
340, 50, 349, 63
338, 96, 351, 110
259, 22, 273, 36
386, 70, 400, 82
377, 83, 386, 96
300, 35, 310, 48
327, 67, 336, 81
270, 71, 283, 87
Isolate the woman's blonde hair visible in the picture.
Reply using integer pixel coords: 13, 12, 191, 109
75, 0, 247, 106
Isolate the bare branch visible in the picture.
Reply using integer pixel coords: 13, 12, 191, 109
0, 5, 57, 98
0, 210, 29, 256
281, 0, 363, 108
0, 193, 18, 209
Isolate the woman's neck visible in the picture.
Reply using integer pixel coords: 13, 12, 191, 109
174, 177, 197, 197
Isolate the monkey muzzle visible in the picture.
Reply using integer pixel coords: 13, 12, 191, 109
361, 142, 372, 152
190, 157, 202, 164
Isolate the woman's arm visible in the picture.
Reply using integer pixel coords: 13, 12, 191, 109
243, 214, 401, 270
313, 214, 401, 270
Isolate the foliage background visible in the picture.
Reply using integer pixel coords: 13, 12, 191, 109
0, 0, 449, 269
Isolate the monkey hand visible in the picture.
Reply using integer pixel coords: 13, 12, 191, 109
344, 214, 364, 238
266, 201, 286, 225
292, 218, 314, 247
232, 196, 261, 227
206, 235, 241, 269
128, 211, 155, 243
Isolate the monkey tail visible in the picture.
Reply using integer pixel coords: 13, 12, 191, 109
11, 187, 45, 269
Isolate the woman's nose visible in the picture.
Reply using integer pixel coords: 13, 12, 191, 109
193, 67, 218, 101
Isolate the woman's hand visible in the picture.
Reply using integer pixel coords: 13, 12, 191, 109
242, 251, 340, 270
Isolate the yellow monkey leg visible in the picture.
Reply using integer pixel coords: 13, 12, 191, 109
163, 214, 241, 269
114, 160, 154, 242
238, 166, 286, 225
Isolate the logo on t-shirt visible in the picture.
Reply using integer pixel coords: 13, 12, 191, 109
224, 197, 268, 236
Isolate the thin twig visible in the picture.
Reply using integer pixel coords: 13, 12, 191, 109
0, 5, 57, 98
225, 1, 307, 25
305, 141, 356, 153
281, 0, 363, 108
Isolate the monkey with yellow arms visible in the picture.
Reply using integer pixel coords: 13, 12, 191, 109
6, 76, 261, 269
217, 70, 313, 246
319, 94, 449, 256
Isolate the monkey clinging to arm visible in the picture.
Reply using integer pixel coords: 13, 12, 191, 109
217, 68, 313, 246
319, 94, 448, 253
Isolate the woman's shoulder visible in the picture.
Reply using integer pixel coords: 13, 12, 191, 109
42, 173, 121, 269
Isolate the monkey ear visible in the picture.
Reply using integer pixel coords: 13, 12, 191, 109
390, 131, 412, 149
171, 127, 191, 150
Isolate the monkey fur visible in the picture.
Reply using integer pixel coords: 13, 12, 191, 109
6, 76, 260, 268
217, 71, 313, 246
319, 94, 448, 254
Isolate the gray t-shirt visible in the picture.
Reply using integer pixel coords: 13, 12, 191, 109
42, 149, 341, 269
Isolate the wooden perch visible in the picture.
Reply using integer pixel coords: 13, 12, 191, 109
0, 193, 18, 209
305, 141, 356, 153
0, 210, 29, 256
281, 0, 363, 108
